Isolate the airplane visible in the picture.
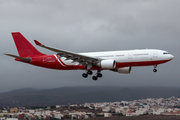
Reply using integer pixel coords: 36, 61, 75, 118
5, 32, 174, 80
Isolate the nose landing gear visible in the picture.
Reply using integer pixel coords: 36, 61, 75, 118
153, 69, 157, 72
153, 65, 157, 73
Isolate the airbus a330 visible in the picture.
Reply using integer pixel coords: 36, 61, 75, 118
5, 32, 174, 80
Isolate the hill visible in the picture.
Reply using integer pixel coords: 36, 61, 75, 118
0, 86, 180, 107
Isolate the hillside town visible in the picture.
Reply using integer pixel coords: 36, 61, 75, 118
1, 96, 180, 120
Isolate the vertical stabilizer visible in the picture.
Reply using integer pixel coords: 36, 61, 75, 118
12, 32, 45, 57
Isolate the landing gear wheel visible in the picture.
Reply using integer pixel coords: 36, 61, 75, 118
97, 73, 102, 78
153, 69, 157, 72
82, 73, 88, 78
92, 76, 98, 80
87, 70, 93, 75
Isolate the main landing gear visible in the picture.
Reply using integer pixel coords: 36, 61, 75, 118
82, 70, 92, 78
153, 65, 157, 73
82, 70, 102, 81
92, 71, 103, 80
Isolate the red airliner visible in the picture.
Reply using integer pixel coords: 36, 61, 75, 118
5, 32, 174, 80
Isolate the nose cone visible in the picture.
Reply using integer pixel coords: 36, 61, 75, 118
170, 54, 174, 60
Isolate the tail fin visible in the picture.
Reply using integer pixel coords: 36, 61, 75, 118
12, 32, 45, 57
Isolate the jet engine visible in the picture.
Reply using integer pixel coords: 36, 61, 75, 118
97, 60, 116, 69
112, 67, 132, 74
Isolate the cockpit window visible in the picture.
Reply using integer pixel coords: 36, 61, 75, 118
163, 52, 169, 54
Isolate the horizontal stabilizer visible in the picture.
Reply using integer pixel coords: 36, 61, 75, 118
4, 54, 31, 62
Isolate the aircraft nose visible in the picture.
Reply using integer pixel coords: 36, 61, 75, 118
170, 54, 174, 60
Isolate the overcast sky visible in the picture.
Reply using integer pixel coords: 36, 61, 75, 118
0, 0, 179, 92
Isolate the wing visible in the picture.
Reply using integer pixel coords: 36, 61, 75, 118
34, 40, 100, 67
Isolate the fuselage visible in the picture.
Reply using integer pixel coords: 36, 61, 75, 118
20, 49, 173, 70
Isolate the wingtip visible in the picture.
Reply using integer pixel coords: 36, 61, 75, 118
34, 40, 42, 45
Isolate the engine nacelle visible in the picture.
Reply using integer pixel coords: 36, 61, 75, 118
98, 60, 116, 69
114, 67, 132, 74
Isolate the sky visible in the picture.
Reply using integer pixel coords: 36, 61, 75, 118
0, 0, 180, 92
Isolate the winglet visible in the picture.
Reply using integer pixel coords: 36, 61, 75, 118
34, 40, 42, 45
